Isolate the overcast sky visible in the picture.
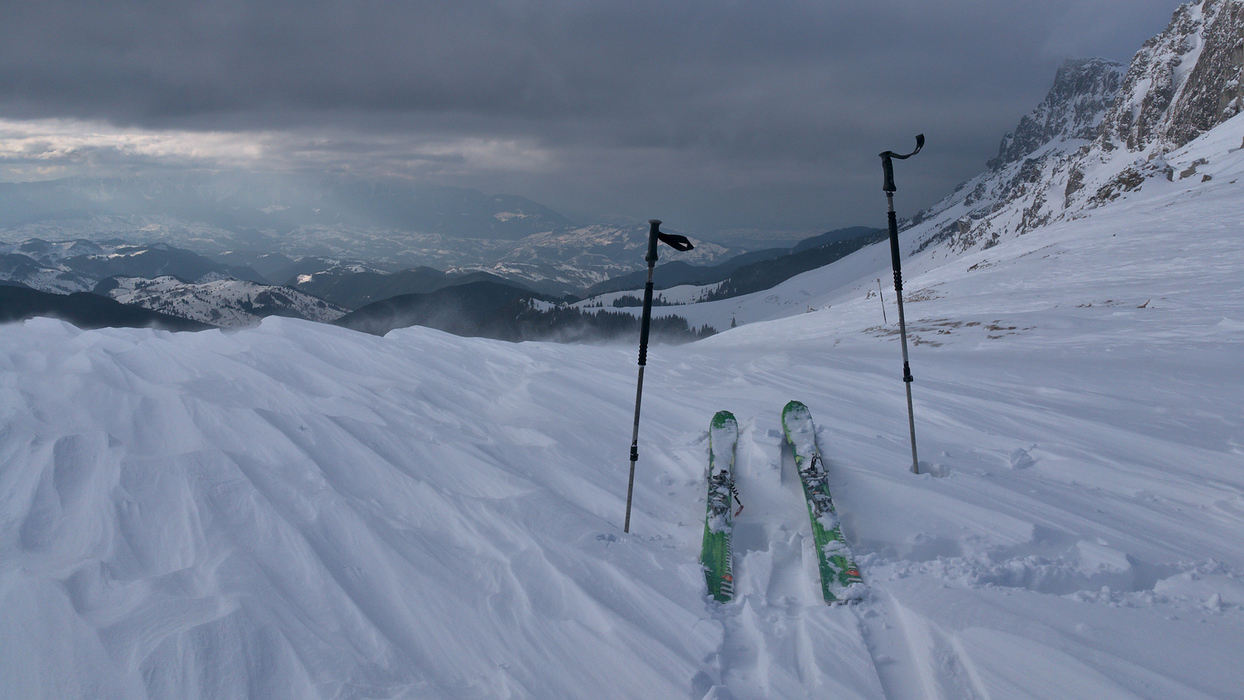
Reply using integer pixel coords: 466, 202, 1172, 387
0, 0, 1186, 240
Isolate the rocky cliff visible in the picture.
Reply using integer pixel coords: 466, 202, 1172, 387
907, 0, 1244, 254
1101, 0, 1244, 152
988, 58, 1126, 169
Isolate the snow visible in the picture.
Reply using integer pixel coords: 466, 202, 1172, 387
102, 276, 348, 327
3, 82, 1244, 700
575, 282, 723, 312
592, 109, 1244, 342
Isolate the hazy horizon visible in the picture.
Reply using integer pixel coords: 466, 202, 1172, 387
1, 1, 1187, 243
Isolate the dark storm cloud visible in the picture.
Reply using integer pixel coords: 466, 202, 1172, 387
0, 0, 1186, 236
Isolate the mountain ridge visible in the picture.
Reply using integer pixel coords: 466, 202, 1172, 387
95, 276, 348, 328
907, 0, 1244, 255
0, 285, 214, 331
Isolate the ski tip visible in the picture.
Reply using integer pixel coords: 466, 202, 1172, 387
781, 401, 811, 428
711, 410, 737, 428
782, 400, 808, 415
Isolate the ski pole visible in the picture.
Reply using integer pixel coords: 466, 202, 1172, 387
624, 219, 693, 533
879, 134, 923, 475
877, 278, 887, 324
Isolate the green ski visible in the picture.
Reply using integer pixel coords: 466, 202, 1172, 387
700, 410, 739, 603
781, 400, 864, 603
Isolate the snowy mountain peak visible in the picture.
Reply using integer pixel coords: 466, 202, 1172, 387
906, 0, 1244, 255
987, 57, 1126, 169
1099, 0, 1244, 154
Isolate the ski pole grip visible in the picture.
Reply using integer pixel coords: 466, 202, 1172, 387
646, 220, 662, 263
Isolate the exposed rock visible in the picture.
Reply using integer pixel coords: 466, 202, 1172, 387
988, 58, 1126, 169
1179, 157, 1210, 178
1064, 167, 1086, 199
1099, 0, 1244, 153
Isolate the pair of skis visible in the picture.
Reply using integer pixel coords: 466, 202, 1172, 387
699, 401, 864, 604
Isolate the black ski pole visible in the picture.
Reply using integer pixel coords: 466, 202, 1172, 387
624, 219, 693, 533
879, 134, 924, 475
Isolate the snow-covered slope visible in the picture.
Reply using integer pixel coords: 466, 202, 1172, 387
598, 109, 1244, 336
0, 253, 95, 294
0, 239, 263, 295
98, 275, 348, 328
2, 105, 1243, 698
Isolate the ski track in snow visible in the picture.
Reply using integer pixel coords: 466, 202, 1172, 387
697, 420, 883, 699
3, 99, 1244, 700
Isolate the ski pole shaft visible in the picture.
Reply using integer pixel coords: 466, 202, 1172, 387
624, 220, 662, 533
886, 195, 920, 474
878, 278, 887, 324
879, 135, 923, 475
623, 220, 693, 532
624, 363, 646, 532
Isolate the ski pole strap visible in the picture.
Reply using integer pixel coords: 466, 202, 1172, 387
657, 232, 693, 251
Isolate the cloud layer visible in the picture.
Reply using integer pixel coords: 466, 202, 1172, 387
0, 0, 1185, 237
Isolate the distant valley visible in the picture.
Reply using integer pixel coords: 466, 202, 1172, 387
0, 175, 733, 296
0, 224, 882, 342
